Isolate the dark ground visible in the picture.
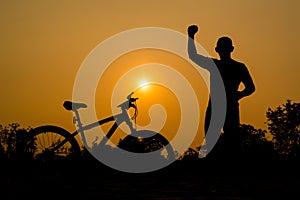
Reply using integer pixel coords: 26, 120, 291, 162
1, 157, 299, 200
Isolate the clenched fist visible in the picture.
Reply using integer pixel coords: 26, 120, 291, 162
187, 25, 198, 38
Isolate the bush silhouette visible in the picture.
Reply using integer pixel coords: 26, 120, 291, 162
267, 99, 300, 158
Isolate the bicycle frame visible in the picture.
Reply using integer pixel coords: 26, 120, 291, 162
68, 97, 137, 151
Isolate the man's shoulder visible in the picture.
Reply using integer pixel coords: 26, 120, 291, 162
231, 60, 249, 72
232, 59, 246, 67
214, 59, 247, 68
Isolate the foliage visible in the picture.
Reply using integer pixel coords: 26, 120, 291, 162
0, 123, 35, 160
240, 124, 274, 159
177, 147, 199, 161
266, 100, 300, 157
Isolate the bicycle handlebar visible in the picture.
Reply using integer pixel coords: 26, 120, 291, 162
127, 91, 138, 102
117, 92, 138, 109
130, 97, 139, 102
127, 92, 134, 100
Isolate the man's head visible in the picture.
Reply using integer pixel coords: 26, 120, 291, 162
215, 36, 234, 59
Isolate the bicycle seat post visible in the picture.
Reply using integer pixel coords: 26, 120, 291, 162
73, 109, 88, 148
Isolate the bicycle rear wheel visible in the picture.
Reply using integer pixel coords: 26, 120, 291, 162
30, 125, 81, 161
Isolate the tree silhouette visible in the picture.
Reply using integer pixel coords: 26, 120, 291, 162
0, 123, 35, 161
266, 100, 300, 158
240, 124, 274, 159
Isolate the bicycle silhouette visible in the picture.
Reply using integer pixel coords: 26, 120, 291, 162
29, 92, 175, 161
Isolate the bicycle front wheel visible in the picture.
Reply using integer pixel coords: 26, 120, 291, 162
118, 130, 176, 160
30, 125, 81, 161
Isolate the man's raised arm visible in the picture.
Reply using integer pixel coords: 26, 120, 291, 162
187, 25, 212, 69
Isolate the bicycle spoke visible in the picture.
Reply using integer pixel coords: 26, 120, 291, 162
30, 125, 80, 161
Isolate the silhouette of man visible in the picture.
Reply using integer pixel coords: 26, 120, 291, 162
187, 25, 255, 157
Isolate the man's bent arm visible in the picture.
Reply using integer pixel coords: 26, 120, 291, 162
238, 68, 256, 100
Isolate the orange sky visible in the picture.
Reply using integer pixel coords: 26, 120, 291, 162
1, 1, 300, 149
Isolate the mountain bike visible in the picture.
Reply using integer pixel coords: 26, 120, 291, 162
29, 92, 175, 162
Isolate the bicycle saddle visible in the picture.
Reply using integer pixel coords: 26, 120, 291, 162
63, 100, 87, 111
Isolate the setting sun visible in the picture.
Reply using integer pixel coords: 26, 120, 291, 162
139, 80, 149, 89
